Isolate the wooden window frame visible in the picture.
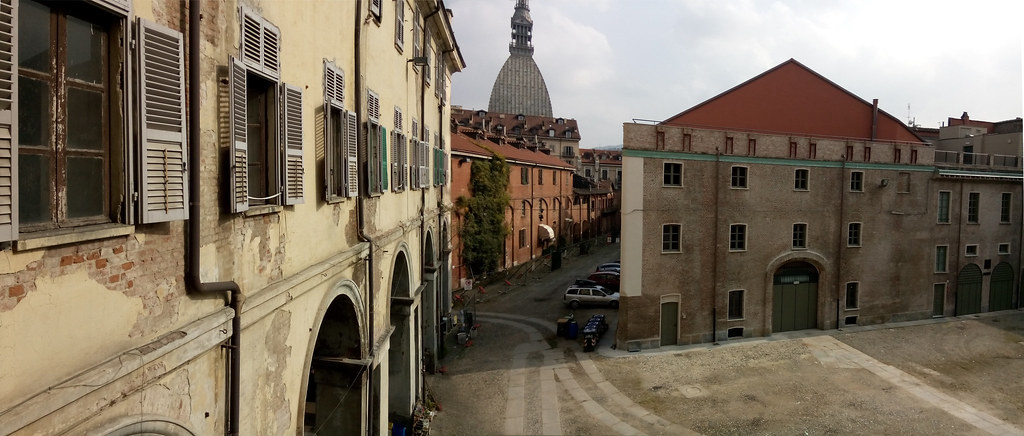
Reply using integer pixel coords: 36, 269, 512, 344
661, 223, 681, 253
729, 224, 746, 252
850, 171, 863, 192
847, 222, 862, 247
662, 162, 682, 187
728, 290, 744, 320
792, 223, 807, 249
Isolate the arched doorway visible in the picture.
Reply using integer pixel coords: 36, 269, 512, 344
956, 264, 983, 315
306, 293, 365, 435
989, 262, 1014, 312
772, 261, 819, 332
388, 251, 414, 423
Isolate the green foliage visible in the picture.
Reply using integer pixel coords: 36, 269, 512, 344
459, 155, 511, 275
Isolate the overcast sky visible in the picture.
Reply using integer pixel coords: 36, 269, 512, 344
445, 0, 1023, 148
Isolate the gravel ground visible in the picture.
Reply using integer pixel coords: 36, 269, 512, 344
426, 242, 1024, 435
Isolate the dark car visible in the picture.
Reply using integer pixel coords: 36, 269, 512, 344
587, 271, 619, 292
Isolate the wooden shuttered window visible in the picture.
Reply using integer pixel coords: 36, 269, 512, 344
369, 0, 382, 21
228, 57, 249, 213
239, 6, 280, 81
280, 83, 303, 205
136, 18, 189, 223
324, 61, 357, 201
394, 0, 404, 51
391, 108, 405, 192
0, 0, 14, 241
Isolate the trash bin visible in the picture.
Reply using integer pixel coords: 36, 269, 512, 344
566, 320, 579, 340
556, 317, 570, 337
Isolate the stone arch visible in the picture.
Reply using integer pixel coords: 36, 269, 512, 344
763, 251, 830, 334
388, 248, 416, 423
92, 415, 197, 436
299, 280, 368, 435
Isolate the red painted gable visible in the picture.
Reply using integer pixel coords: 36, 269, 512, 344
662, 59, 923, 143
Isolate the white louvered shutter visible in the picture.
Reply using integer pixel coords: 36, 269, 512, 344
394, 0, 404, 50
229, 56, 248, 213
419, 141, 428, 188
137, 19, 188, 223
0, 0, 15, 241
240, 7, 280, 80
281, 83, 304, 205
323, 61, 345, 201
370, 0, 382, 20
345, 110, 359, 197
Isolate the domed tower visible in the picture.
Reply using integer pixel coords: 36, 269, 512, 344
487, 0, 553, 117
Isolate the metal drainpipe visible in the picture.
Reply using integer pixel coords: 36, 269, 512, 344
186, 2, 243, 435
712, 147, 720, 344
353, 0, 379, 430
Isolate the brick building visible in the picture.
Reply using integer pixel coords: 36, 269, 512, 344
450, 128, 587, 289
1, 0, 463, 434
618, 59, 1022, 350
452, 107, 582, 168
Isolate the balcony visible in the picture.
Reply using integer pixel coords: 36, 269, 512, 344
934, 150, 1021, 170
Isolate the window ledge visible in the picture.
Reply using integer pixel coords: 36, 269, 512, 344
243, 205, 283, 217
16, 223, 134, 252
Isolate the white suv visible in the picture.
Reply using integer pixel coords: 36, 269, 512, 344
563, 285, 619, 309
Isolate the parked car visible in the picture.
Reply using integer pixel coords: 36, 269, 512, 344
595, 262, 620, 272
563, 285, 619, 309
587, 271, 620, 292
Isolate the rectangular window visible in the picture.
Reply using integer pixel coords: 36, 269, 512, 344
794, 169, 809, 191
562, 145, 572, 157
933, 283, 945, 316
683, 133, 692, 151
394, 0, 404, 51
521, 167, 529, 185
730, 166, 747, 188
324, 61, 357, 201
663, 162, 682, 186
656, 131, 665, 149
728, 290, 744, 320
1000, 193, 1012, 223
847, 222, 861, 247
792, 223, 807, 249
601, 169, 608, 180
662, 224, 681, 252
19, 2, 114, 229
850, 171, 863, 192
910, 149, 918, 163
863, 146, 871, 162
365, 91, 387, 195
937, 191, 950, 223
967, 192, 979, 223
725, 136, 734, 154
391, 108, 406, 192
519, 228, 526, 248
585, 168, 592, 178
845, 283, 859, 309
553, 171, 557, 185
998, 243, 1010, 255
965, 244, 978, 257
897, 172, 910, 193
935, 246, 948, 273
747, 138, 756, 156
789, 141, 798, 158
729, 224, 746, 251
845, 145, 854, 161
894, 148, 902, 163
808, 143, 817, 159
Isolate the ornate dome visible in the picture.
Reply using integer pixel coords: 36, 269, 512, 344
487, 0, 553, 117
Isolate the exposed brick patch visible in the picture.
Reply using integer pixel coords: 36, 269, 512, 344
73, 254, 86, 264
8, 285, 24, 298
95, 258, 108, 269
113, 245, 125, 255
109, 274, 122, 284
87, 250, 101, 261
122, 261, 134, 271
60, 255, 74, 266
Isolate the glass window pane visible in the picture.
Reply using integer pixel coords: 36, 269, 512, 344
65, 15, 105, 84
67, 156, 105, 218
19, 0, 52, 72
18, 76, 50, 147
66, 88, 104, 150
18, 154, 52, 225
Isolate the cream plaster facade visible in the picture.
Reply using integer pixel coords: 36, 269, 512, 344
1, 0, 462, 434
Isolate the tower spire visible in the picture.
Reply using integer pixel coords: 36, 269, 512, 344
510, 0, 534, 55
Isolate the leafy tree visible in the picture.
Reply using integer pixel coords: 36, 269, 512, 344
457, 153, 511, 276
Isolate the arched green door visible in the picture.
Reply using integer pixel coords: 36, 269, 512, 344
989, 262, 1014, 311
772, 262, 819, 332
956, 264, 983, 315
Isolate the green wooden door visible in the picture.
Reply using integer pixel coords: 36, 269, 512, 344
989, 262, 1014, 311
660, 302, 678, 346
956, 264, 983, 315
773, 282, 818, 332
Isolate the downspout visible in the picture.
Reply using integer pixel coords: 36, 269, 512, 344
353, 0, 378, 429
712, 147, 720, 344
186, 2, 243, 435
